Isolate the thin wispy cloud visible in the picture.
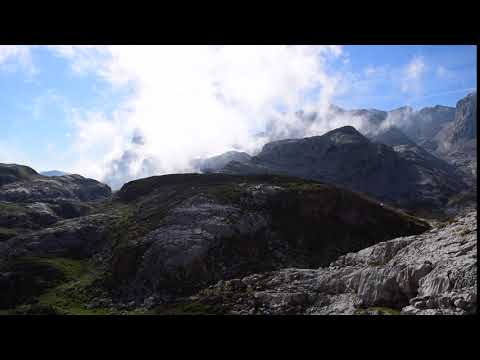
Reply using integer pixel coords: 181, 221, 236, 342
401, 55, 427, 94
0, 45, 36, 75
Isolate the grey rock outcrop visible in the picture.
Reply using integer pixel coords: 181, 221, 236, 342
190, 210, 476, 315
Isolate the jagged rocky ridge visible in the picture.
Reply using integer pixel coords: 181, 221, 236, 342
183, 210, 476, 315
198, 93, 476, 212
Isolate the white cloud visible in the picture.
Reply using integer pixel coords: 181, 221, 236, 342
0, 45, 36, 74
436, 65, 454, 79
401, 56, 426, 93
49, 45, 345, 186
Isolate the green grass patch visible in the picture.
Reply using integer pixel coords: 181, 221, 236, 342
0, 227, 18, 237
355, 306, 401, 315
0, 201, 26, 214
367, 260, 385, 267
2, 256, 123, 315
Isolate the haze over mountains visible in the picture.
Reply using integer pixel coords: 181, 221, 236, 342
195, 92, 476, 211
40, 170, 68, 177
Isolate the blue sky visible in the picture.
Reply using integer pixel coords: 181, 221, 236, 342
0, 45, 476, 180
332, 45, 476, 110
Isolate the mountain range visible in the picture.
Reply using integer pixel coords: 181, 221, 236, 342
198, 92, 477, 213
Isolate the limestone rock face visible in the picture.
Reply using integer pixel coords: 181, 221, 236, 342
433, 92, 477, 178
189, 210, 476, 315
443, 92, 477, 149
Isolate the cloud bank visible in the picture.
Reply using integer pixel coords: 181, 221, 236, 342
51, 45, 349, 188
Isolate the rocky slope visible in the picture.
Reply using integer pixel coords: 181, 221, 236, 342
183, 210, 476, 315
0, 173, 429, 313
217, 126, 466, 212
370, 127, 476, 215
0, 163, 111, 242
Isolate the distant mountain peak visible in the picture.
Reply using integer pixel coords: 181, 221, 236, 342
325, 125, 361, 136
40, 170, 68, 177
323, 126, 368, 144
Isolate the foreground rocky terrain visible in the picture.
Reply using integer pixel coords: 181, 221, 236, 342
0, 173, 431, 314
181, 210, 476, 315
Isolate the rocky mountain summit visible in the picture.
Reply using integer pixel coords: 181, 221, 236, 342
185, 210, 476, 315
214, 126, 466, 212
